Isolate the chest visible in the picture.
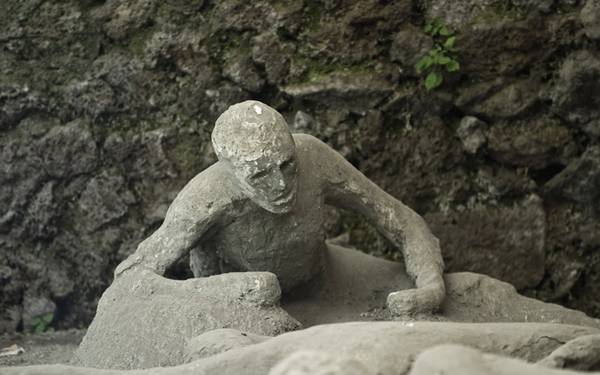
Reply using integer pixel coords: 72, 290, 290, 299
202, 187, 327, 289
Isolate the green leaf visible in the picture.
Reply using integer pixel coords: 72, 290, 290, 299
42, 313, 54, 324
446, 60, 460, 72
430, 25, 438, 36
424, 24, 433, 34
437, 55, 452, 65
425, 71, 443, 90
415, 55, 433, 73
444, 36, 456, 49
439, 26, 453, 36
30, 313, 54, 333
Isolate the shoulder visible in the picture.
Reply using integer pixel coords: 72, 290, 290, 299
293, 133, 330, 152
292, 133, 340, 165
167, 162, 243, 219
292, 133, 352, 189
292, 133, 347, 169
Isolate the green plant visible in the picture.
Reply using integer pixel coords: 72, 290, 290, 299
32, 312, 54, 333
415, 18, 460, 91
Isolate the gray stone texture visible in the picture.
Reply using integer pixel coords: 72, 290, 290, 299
427, 195, 546, 290
269, 351, 372, 375
4, 321, 600, 375
71, 269, 600, 370
2, 0, 600, 334
409, 343, 600, 375
581, 0, 600, 40
551, 50, 600, 127
546, 146, 600, 214
538, 334, 600, 370
390, 25, 433, 77
73, 270, 300, 369
456, 116, 487, 154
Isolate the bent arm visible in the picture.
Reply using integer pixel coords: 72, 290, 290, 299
114, 168, 232, 278
303, 135, 445, 314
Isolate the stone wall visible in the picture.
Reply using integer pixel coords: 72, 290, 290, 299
1, 0, 600, 332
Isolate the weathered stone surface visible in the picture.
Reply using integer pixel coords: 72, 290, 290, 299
424, 0, 497, 28
75, 170, 136, 232
91, 0, 157, 41
442, 272, 598, 326
0, 84, 53, 130
537, 202, 600, 314
269, 351, 371, 375
222, 51, 265, 93
581, 0, 600, 40
0, 117, 206, 333
456, 116, 487, 154
291, 111, 315, 133
72, 270, 300, 369
410, 340, 600, 375
36, 121, 98, 179
251, 32, 292, 85
460, 80, 541, 120
71, 267, 600, 371
513, 0, 554, 12
5, 321, 600, 375
390, 25, 433, 77
409, 345, 560, 375
185, 329, 269, 362
427, 195, 546, 290
551, 50, 600, 126
545, 146, 600, 213
486, 118, 572, 169
281, 72, 394, 111
538, 334, 600, 370
23, 181, 59, 240
458, 18, 549, 79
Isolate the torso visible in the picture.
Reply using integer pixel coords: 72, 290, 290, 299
200, 136, 328, 291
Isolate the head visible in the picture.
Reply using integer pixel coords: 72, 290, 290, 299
212, 101, 298, 214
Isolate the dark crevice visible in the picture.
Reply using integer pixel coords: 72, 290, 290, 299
528, 163, 566, 186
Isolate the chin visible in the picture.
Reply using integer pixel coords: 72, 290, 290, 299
263, 202, 294, 214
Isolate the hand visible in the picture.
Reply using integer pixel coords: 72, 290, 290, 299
387, 284, 445, 318
190, 271, 283, 307
236, 272, 283, 306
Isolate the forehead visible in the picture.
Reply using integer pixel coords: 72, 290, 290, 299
231, 141, 295, 171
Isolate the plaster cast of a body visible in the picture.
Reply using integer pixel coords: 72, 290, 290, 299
114, 100, 445, 316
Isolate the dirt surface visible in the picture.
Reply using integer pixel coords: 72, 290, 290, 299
0, 329, 84, 367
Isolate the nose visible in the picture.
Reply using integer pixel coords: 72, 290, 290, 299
270, 169, 287, 193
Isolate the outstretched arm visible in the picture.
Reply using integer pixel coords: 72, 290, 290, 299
302, 135, 445, 316
114, 166, 233, 278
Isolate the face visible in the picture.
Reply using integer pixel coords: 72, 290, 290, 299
229, 143, 298, 214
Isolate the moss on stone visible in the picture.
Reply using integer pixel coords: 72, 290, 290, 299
129, 26, 158, 57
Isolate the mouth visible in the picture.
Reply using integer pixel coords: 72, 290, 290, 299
272, 188, 296, 205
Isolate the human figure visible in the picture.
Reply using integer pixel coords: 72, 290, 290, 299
115, 100, 445, 316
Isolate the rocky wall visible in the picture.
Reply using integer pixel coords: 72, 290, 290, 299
1, 0, 600, 333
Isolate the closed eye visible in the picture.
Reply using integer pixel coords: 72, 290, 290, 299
250, 170, 269, 180
280, 158, 295, 171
